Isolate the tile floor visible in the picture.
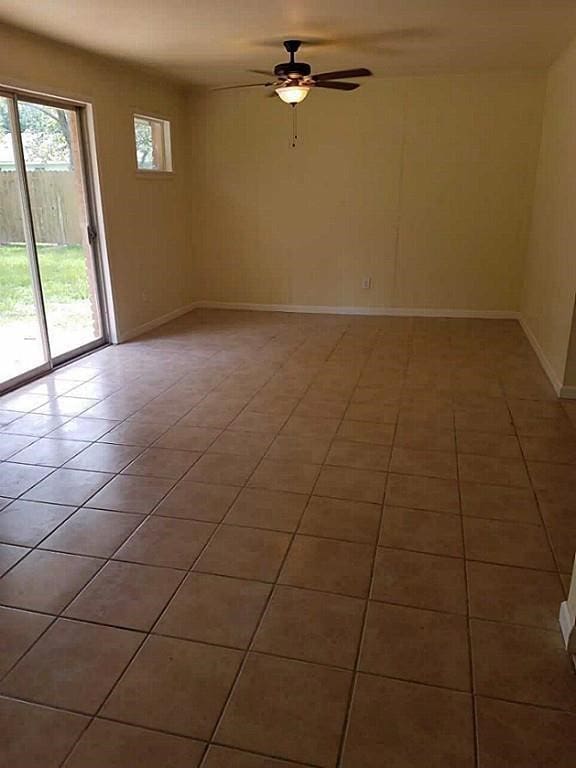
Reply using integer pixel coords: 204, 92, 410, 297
0, 308, 575, 767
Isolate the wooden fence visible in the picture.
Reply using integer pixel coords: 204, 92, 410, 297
0, 170, 82, 245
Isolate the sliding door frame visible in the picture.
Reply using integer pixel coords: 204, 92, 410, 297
0, 87, 109, 393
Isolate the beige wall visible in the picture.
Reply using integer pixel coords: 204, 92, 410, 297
522, 37, 576, 389
0, 22, 191, 340
191, 72, 545, 312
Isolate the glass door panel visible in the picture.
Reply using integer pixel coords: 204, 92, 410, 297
17, 99, 103, 358
0, 95, 49, 387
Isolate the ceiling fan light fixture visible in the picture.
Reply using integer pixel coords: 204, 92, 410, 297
275, 84, 310, 104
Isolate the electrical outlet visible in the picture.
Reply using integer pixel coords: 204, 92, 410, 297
362, 277, 372, 290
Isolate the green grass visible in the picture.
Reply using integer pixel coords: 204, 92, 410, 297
0, 244, 88, 315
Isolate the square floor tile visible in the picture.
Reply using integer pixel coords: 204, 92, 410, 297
0, 543, 29, 576
390, 447, 457, 480
0, 391, 48, 411
0, 697, 88, 768
185, 453, 259, 486
0, 606, 53, 677
2, 413, 69, 437
23, 468, 112, 506
0, 550, 102, 612
455, 410, 513, 434
394, 423, 455, 452
50, 417, 119, 441
122, 447, 201, 479
463, 517, 555, 570
0, 463, 53, 498
279, 535, 373, 597
182, 400, 246, 430
34, 396, 99, 417
102, 635, 242, 738
476, 697, 576, 768
265, 434, 331, 465
294, 399, 347, 420
63, 719, 205, 768
1, 618, 142, 713
0, 500, 75, 546
314, 466, 387, 504
528, 461, 576, 492
460, 482, 540, 523
342, 674, 475, 767
520, 433, 576, 464
344, 401, 398, 423
156, 572, 270, 647
458, 455, 530, 487
456, 431, 522, 459
201, 746, 311, 767
64, 443, 143, 472
99, 421, 167, 446
115, 517, 214, 569
9, 438, 90, 467
470, 619, 576, 711
298, 496, 381, 543
372, 547, 467, 614
0, 434, 36, 460
154, 425, 221, 451
248, 459, 320, 494
281, 415, 340, 438
386, 473, 460, 514
209, 430, 275, 459
467, 561, 565, 630
216, 653, 352, 768
360, 601, 470, 690
230, 410, 287, 434
514, 416, 573, 438
540, 500, 576, 573
40, 508, 144, 557
379, 505, 463, 556
225, 487, 307, 532
325, 439, 390, 471
153, 480, 239, 521
65, 561, 183, 630
253, 585, 364, 668
86, 475, 174, 513
194, 525, 290, 582
336, 420, 395, 446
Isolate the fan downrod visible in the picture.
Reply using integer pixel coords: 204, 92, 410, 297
275, 39, 311, 79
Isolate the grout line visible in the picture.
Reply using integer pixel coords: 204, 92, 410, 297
198, 326, 354, 765
334, 330, 403, 767
451, 328, 480, 768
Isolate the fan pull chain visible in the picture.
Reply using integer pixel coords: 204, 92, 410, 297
291, 104, 298, 148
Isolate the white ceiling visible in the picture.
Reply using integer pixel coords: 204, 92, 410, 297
1, 0, 576, 86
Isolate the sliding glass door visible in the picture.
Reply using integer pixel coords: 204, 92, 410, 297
0, 91, 106, 392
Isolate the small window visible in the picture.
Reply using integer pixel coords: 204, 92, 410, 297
133, 114, 172, 172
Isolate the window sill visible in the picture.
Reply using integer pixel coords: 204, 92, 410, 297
135, 170, 174, 179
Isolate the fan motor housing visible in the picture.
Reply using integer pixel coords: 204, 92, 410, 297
274, 61, 311, 79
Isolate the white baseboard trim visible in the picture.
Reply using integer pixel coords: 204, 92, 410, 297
118, 301, 203, 342
518, 315, 563, 396
560, 601, 576, 651
197, 300, 520, 320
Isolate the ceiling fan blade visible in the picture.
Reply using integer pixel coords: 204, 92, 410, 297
212, 82, 274, 91
314, 81, 360, 91
249, 69, 277, 77
312, 68, 372, 82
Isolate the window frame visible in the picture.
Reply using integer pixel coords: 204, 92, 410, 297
133, 113, 173, 175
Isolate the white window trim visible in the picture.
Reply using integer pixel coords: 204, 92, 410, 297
133, 113, 173, 174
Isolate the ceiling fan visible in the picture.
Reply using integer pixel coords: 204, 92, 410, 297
214, 39, 373, 105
